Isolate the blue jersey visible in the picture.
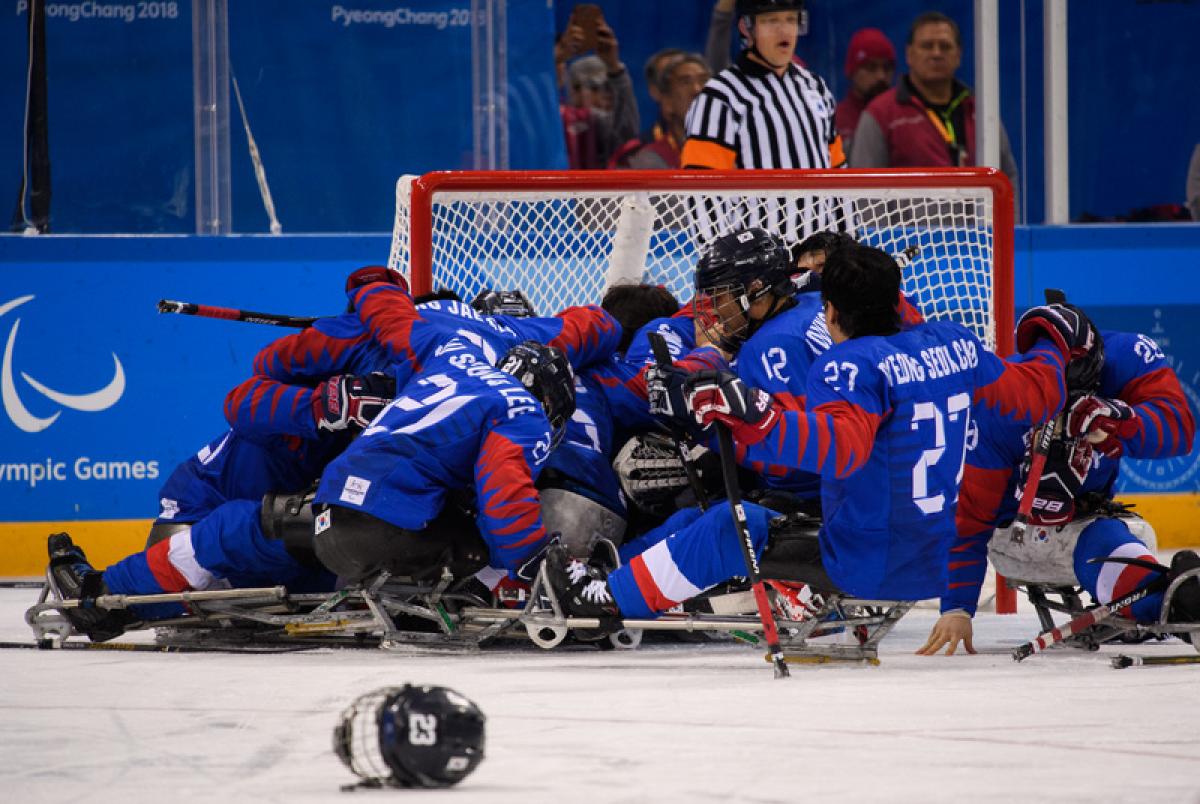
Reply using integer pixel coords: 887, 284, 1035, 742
315, 336, 556, 575
944, 330, 1196, 614
736, 321, 1065, 599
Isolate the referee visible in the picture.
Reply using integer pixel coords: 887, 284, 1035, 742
681, 0, 844, 171
681, 0, 848, 239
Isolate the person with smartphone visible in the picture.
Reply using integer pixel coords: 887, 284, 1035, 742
556, 5, 639, 169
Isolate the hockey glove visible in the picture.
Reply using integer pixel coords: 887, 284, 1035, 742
314, 372, 396, 433
1065, 395, 1139, 459
1015, 302, 1098, 362
683, 370, 778, 445
646, 364, 695, 432
1016, 437, 1092, 527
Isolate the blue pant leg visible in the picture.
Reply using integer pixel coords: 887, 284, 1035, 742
617, 505, 706, 563
191, 500, 336, 593
609, 502, 774, 618
1072, 517, 1163, 622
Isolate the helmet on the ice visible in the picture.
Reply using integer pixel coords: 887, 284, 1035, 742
333, 684, 486, 789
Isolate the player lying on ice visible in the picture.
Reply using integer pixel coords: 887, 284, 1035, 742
918, 316, 1200, 655
545, 242, 1093, 628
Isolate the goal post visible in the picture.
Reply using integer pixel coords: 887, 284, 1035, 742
389, 167, 1018, 613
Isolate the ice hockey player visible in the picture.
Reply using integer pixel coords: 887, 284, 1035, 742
46, 337, 576, 641
546, 243, 1092, 623
919, 322, 1199, 655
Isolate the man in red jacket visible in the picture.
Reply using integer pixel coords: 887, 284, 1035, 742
834, 27, 895, 154
848, 12, 1018, 200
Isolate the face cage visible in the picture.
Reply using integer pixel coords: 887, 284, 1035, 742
334, 688, 404, 786
696, 283, 754, 351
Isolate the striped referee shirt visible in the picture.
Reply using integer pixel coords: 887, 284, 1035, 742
680, 51, 850, 242
681, 51, 845, 171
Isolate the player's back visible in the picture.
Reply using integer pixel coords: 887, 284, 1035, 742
810, 320, 985, 599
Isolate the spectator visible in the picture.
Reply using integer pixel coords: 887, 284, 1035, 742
850, 12, 1019, 199
835, 28, 896, 153
556, 17, 640, 170
1187, 144, 1200, 221
610, 53, 711, 169
644, 47, 686, 107
681, 0, 843, 172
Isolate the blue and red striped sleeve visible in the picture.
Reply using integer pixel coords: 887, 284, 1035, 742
1102, 334, 1195, 459
973, 340, 1066, 426
941, 463, 1013, 615
548, 305, 622, 371
474, 427, 550, 575
224, 376, 320, 439
349, 281, 428, 371
251, 319, 374, 384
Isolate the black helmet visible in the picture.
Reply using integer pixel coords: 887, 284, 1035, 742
471, 288, 538, 318
333, 684, 486, 789
694, 228, 794, 351
498, 340, 576, 451
1065, 309, 1105, 396
736, 0, 805, 17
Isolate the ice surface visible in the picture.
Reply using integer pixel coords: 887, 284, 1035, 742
1, 589, 1198, 803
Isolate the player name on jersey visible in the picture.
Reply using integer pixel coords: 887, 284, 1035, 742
878, 338, 980, 387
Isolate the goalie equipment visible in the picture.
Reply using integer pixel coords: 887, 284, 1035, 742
613, 432, 717, 516
313, 372, 396, 433
333, 684, 485, 789
989, 512, 1157, 587
538, 486, 626, 558
497, 341, 576, 451
470, 288, 537, 318
694, 228, 796, 352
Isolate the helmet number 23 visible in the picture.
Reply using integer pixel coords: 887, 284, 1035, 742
408, 713, 438, 745
910, 392, 971, 515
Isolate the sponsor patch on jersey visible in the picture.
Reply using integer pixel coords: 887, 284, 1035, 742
314, 508, 332, 534
339, 476, 371, 506
159, 497, 180, 520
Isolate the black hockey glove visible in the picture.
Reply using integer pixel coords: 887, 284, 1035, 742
1016, 302, 1098, 363
314, 372, 396, 433
646, 363, 696, 434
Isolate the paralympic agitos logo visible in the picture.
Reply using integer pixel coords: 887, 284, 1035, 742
1, 295, 125, 433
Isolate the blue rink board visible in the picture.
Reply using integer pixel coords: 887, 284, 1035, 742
0, 225, 1198, 523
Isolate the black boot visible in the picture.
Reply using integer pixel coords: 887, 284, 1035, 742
1166, 550, 1200, 639
544, 545, 620, 621
47, 533, 130, 642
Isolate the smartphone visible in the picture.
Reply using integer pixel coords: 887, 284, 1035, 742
569, 3, 604, 53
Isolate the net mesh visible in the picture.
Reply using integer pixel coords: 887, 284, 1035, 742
390, 174, 1003, 350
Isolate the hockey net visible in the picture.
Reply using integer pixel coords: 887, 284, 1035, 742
388, 168, 1014, 353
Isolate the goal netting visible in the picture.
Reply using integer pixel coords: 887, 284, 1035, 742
388, 168, 1014, 353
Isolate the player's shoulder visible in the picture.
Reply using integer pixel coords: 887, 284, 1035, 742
314, 312, 369, 339
1101, 329, 1164, 363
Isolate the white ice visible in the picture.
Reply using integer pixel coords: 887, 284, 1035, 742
1, 588, 1198, 804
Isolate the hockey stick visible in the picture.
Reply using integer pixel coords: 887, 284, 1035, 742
158, 299, 317, 329
715, 425, 790, 678
1111, 653, 1200, 669
647, 332, 710, 511
1012, 561, 1171, 662
1008, 288, 1069, 546
0, 639, 314, 654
